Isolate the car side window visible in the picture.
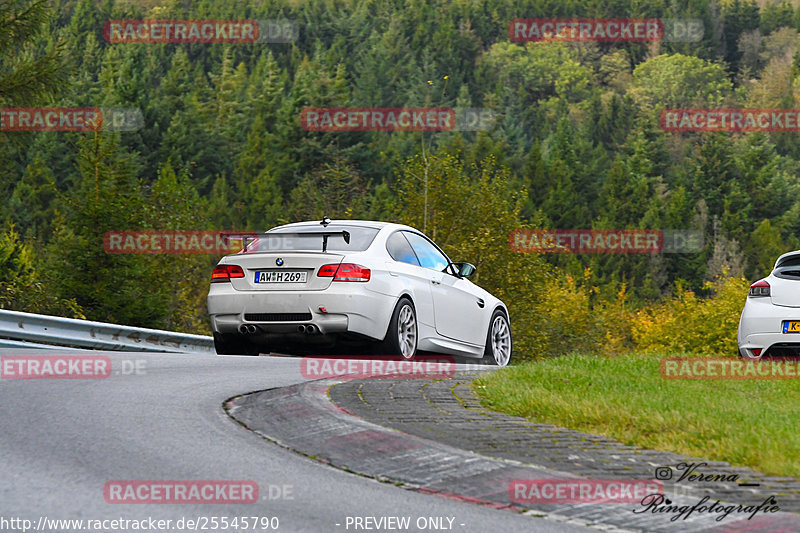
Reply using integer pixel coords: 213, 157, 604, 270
386, 232, 420, 266
403, 232, 449, 271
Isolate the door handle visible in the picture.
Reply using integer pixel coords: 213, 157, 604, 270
431, 278, 441, 285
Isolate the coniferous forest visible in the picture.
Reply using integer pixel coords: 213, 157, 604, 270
3, 0, 800, 357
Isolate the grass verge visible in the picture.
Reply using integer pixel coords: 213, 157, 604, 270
473, 352, 800, 477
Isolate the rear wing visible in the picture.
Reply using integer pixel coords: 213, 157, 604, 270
220, 230, 351, 253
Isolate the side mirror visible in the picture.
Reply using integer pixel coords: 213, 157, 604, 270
452, 262, 476, 278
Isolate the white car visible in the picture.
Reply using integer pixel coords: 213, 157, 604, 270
207, 219, 512, 365
738, 249, 800, 358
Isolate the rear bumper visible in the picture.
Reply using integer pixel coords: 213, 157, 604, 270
738, 335, 800, 357
738, 298, 800, 357
207, 282, 395, 341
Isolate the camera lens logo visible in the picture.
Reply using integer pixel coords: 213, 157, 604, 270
655, 467, 673, 480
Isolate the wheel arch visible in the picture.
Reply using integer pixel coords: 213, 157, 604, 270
377, 292, 415, 340
396, 290, 415, 305
485, 304, 511, 349
488, 303, 510, 331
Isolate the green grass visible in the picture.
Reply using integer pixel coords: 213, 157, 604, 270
474, 352, 800, 477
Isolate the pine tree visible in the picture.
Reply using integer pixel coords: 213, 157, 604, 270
42, 131, 164, 326
9, 153, 56, 238
0, 0, 68, 105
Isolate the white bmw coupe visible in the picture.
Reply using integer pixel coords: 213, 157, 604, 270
738, 249, 800, 358
207, 219, 512, 365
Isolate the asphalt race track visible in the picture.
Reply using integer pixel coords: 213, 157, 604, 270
0, 350, 590, 533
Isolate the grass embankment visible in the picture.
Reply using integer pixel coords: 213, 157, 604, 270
474, 353, 800, 477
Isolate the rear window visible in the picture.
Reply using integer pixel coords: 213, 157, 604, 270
774, 255, 800, 279
776, 255, 800, 269
243, 225, 379, 253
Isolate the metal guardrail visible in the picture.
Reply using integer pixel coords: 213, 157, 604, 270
0, 338, 82, 350
0, 310, 214, 354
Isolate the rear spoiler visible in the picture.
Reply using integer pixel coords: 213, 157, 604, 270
220, 230, 351, 253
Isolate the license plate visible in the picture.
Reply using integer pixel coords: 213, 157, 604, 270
254, 271, 307, 283
783, 321, 800, 333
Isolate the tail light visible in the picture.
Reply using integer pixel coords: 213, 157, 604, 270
317, 263, 371, 282
211, 264, 245, 283
748, 280, 770, 297
317, 264, 339, 277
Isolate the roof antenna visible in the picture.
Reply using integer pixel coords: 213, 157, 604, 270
320, 215, 331, 228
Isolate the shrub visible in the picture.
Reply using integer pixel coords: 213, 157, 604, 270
628, 276, 749, 356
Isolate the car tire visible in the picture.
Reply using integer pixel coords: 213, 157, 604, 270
380, 297, 417, 360
213, 333, 261, 356
483, 309, 512, 366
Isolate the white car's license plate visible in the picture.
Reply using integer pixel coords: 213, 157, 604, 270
783, 321, 800, 333
254, 271, 307, 283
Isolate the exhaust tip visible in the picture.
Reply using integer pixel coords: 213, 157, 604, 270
239, 324, 249, 334
297, 325, 306, 333
306, 324, 317, 334
247, 324, 258, 334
